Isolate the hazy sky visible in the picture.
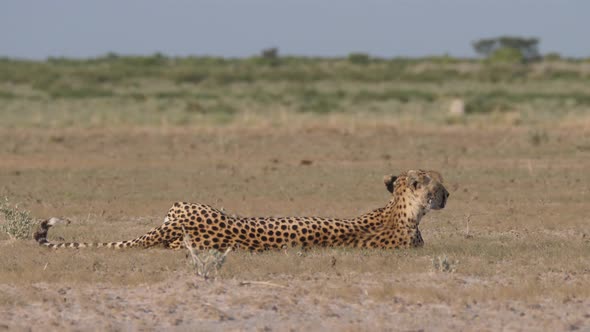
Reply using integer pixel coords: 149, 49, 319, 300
1, 1, 588, 59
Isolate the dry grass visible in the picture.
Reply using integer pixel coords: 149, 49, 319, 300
183, 229, 232, 280
0, 123, 589, 330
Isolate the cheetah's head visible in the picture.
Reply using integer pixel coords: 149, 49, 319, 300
384, 170, 449, 210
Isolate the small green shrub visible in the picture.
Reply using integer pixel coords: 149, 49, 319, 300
297, 88, 340, 114
184, 101, 236, 115
119, 53, 168, 67
424, 54, 459, 64
464, 94, 511, 114
173, 71, 208, 84
476, 66, 526, 82
48, 86, 114, 99
486, 47, 524, 64
0, 198, 36, 240
155, 91, 192, 99
348, 53, 371, 65
353, 89, 435, 103
0, 90, 15, 99
300, 98, 339, 114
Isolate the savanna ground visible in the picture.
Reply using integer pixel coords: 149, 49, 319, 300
1, 56, 590, 331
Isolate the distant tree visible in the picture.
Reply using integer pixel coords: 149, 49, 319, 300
472, 39, 497, 57
259, 47, 280, 66
261, 47, 279, 59
473, 36, 540, 63
105, 52, 119, 60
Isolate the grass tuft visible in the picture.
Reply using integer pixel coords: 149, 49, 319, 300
183, 229, 231, 280
0, 198, 36, 240
432, 255, 458, 273
528, 129, 549, 146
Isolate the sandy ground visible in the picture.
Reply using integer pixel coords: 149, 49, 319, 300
2, 273, 589, 331
1, 124, 590, 331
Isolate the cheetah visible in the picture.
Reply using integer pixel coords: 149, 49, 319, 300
35, 170, 449, 251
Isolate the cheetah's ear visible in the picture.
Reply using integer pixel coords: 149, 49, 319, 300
383, 175, 397, 193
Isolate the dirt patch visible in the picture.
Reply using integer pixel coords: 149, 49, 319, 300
2, 272, 589, 331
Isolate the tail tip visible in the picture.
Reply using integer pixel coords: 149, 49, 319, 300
47, 217, 70, 226
33, 217, 70, 243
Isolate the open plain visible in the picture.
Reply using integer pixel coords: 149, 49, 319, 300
1, 123, 589, 331
1, 57, 590, 330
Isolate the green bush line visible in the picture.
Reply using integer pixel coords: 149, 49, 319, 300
463, 90, 590, 113
1, 56, 588, 88
2, 84, 590, 112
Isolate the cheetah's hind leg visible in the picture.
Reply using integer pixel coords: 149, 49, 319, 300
164, 238, 185, 249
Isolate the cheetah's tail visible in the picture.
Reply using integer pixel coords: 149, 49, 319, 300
33, 217, 152, 249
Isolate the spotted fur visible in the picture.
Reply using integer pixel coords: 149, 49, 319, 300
35, 170, 449, 251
